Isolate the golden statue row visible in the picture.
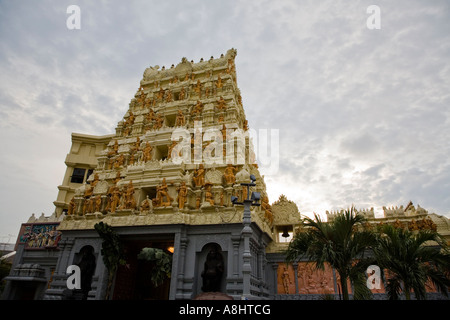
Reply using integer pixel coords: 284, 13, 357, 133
66, 164, 273, 226
120, 96, 232, 138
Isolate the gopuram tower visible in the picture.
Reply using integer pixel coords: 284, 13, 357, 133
46, 48, 274, 299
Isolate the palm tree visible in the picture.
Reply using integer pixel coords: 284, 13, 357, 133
285, 207, 377, 300
373, 224, 450, 300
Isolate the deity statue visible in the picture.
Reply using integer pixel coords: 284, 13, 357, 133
204, 183, 214, 206
108, 140, 119, 157
179, 87, 186, 100
167, 140, 178, 160
124, 180, 136, 210
192, 100, 203, 116
201, 246, 224, 292
153, 113, 164, 129
140, 195, 152, 213
155, 178, 173, 207
217, 96, 227, 110
166, 89, 173, 102
193, 164, 205, 187
261, 196, 273, 225
157, 87, 165, 100
215, 74, 223, 89
147, 108, 156, 123
94, 195, 102, 212
176, 181, 188, 209
113, 154, 124, 169
175, 109, 185, 127
223, 164, 237, 185
142, 142, 153, 162
195, 80, 202, 97
110, 187, 121, 213
243, 119, 249, 131
68, 197, 76, 215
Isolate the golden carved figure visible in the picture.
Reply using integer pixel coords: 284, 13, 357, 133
217, 96, 227, 110
153, 113, 164, 130
223, 164, 237, 185
176, 181, 188, 209
175, 109, 185, 127
123, 180, 136, 210
108, 140, 119, 157
156, 178, 173, 207
94, 195, 102, 212
195, 80, 202, 97
204, 183, 214, 206
142, 142, 153, 162
68, 197, 76, 215
146, 108, 155, 123
261, 196, 273, 225
192, 100, 203, 116
157, 87, 165, 100
110, 187, 121, 213
179, 87, 186, 100
215, 74, 223, 88
166, 89, 173, 102
193, 164, 205, 187
167, 140, 178, 159
114, 154, 124, 169
140, 195, 152, 212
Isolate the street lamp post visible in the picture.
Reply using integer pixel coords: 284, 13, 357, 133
231, 174, 260, 299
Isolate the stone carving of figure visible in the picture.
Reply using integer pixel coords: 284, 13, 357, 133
195, 80, 202, 97
108, 140, 119, 157
155, 178, 173, 207
142, 142, 153, 162
217, 96, 227, 110
201, 246, 224, 292
167, 141, 178, 159
261, 196, 273, 225
215, 74, 223, 89
223, 164, 237, 185
110, 187, 121, 213
204, 183, 214, 206
157, 87, 165, 101
175, 109, 185, 127
282, 267, 291, 294
124, 180, 136, 210
176, 181, 188, 209
77, 246, 96, 300
114, 154, 124, 169
94, 195, 102, 212
193, 164, 205, 188
153, 113, 164, 130
140, 195, 152, 213
68, 197, 76, 215
166, 89, 173, 103
179, 87, 186, 100
192, 100, 203, 117
146, 108, 155, 123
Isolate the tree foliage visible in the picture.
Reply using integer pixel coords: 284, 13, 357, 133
94, 222, 126, 300
373, 224, 450, 300
137, 247, 172, 287
285, 206, 377, 300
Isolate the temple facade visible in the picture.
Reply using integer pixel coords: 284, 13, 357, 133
2, 49, 450, 300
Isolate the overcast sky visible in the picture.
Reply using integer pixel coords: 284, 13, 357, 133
1, 0, 449, 242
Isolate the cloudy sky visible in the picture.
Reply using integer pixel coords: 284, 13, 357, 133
1, 0, 449, 242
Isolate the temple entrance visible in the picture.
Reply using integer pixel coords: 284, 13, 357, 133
112, 238, 173, 300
